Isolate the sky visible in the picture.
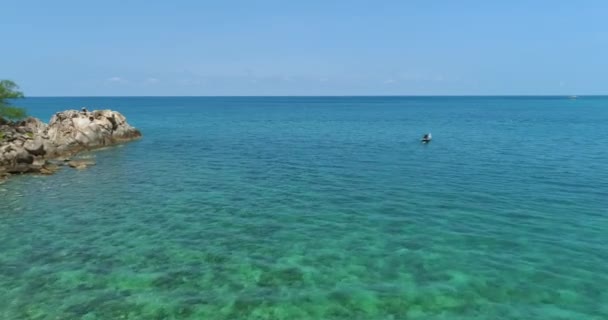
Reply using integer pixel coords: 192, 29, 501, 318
2, 0, 607, 96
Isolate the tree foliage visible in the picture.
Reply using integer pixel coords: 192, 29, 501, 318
0, 80, 26, 121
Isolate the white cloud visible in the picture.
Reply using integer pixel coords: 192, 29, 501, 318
144, 77, 160, 84
178, 78, 203, 86
106, 76, 127, 84
396, 73, 454, 82
384, 79, 396, 84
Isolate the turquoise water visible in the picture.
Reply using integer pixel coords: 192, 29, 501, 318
1, 96, 607, 319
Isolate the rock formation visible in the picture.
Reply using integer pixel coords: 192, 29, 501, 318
0, 109, 141, 180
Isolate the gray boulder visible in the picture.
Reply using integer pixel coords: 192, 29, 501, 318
24, 136, 46, 156
46, 109, 141, 156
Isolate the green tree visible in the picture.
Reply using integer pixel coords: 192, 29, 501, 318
0, 80, 26, 121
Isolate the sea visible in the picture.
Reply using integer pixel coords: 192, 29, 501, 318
1, 96, 607, 319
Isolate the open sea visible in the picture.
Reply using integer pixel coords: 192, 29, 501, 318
1, 96, 607, 319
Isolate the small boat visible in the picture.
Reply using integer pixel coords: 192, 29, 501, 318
421, 133, 432, 143
569, 95, 578, 100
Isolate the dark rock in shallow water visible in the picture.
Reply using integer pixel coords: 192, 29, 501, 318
39, 163, 60, 175
0, 109, 140, 178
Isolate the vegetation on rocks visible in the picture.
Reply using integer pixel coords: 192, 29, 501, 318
0, 80, 27, 121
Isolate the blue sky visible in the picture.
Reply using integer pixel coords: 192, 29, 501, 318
2, 0, 607, 96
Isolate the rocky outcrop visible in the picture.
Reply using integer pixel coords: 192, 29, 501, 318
0, 109, 141, 180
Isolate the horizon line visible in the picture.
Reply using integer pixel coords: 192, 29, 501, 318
22, 94, 605, 98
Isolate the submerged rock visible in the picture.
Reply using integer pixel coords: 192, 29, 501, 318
0, 172, 9, 183
0, 109, 140, 178
39, 163, 60, 175
68, 160, 96, 170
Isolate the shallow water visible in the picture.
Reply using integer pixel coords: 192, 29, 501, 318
1, 96, 607, 319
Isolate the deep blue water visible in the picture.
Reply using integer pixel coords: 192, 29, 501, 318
1, 96, 607, 319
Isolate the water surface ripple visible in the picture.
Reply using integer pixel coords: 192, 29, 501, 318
1, 97, 607, 319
